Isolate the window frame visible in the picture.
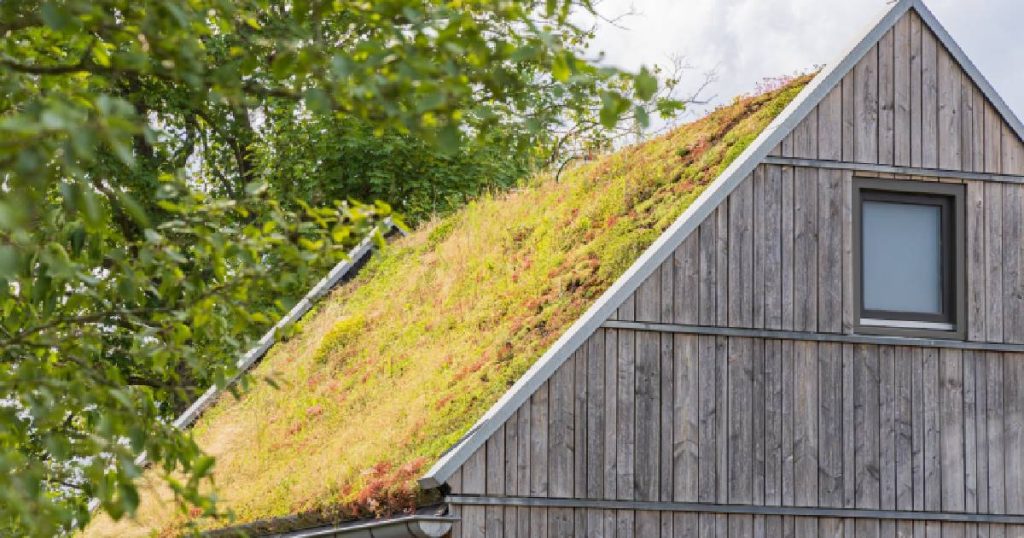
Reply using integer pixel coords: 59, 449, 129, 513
852, 178, 966, 339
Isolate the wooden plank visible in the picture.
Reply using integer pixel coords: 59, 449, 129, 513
782, 339, 796, 506
921, 24, 939, 168
880, 346, 897, 511
552, 506, 577, 532
698, 334, 718, 503
984, 103, 1004, 174
972, 85, 986, 174
716, 336, 729, 504
716, 208, 729, 326
794, 168, 818, 332
794, 341, 818, 506
1004, 354, 1024, 513
819, 169, 843, 333
674, 334, 699, 502
548, 355, 573, 498
505, 415, 519, 538
699, 215, 718, 326
856, 344, 881, 509
603, 330, 618, 500
924, 348, 941, 512
967, 181, 986, 342
937, 49, 963, 170
505, 410, 519, 496
634, 332, 660, 501
575, 347, 588, 500
879, 27, 896, 166
729, 175, 755, 327
782, 166, 795, 331
729, 337, 755, 504
463, 443, 487, 495
635, 272, 661, 323
1002, 184, 1024, 344
895, 347, 915, 511
730, 515, 754, 538
530, 506, 549, 538
765, 165, 784, 330
753, 340, 766, 506
618, 291, 635, 322
674, 513, 698, 538
857, 518, 880, 538
765, 339, 783, 506
517, 399, 531, 501
675, 233, 700, 325
464, 505, 487, 538
753, 168, 766, 329
794, 105, 818, 160
855, 44, 880, 164
940, 349, 966, 512
819, 85, 843, 161
530, 383, 549, 498
987, 352, 1003, 512
616, 330, 635, 501
660, 255, 674, 324
975, 349, 990, 513
635, 510, 659, 538
587, 334, 605, 499
660, 512, 672, 538
894, 12, 912, 167
842, 169, 855, 333
985, 183, 1004, 343
1004, 124, 1024, 176
965, 350, 979, 513
660, 334, 673, 502
487, 423, 506, 496
843, 70, 856, 163
485, 504, 504, 538
843, 344, 856, 508
819, 342, 843, 507
961, 78, 977, 173
909, 11, 923, 168
616, 510, 635, 538
912, 347, 926, 512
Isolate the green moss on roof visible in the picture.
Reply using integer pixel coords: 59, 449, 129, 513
86, 76, 811, 537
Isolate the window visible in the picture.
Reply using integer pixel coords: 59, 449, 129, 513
853, 179, 965, 338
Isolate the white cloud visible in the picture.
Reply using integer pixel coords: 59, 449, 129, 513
586, 0, 1024, 120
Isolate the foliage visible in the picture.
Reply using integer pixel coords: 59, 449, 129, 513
256, 114, 533, 224
0, 0, 670, 535
82, 77, 811, 537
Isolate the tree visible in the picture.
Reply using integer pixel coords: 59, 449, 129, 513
0, 0, 671, 535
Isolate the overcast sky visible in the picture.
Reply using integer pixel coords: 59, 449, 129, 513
586, 0, 1024, 122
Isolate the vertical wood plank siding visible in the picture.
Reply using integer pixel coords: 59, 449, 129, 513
443, 9, 1024, 537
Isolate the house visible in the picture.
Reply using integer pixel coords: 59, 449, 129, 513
87, 0, 1024, 536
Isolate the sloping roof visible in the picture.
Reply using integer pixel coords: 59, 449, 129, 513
85, 76, 812, 536
418, 0, 1024, 490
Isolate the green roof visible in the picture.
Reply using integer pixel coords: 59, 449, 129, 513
85, 75, 811, 537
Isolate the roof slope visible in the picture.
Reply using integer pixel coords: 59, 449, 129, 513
419, 0, 1024, 491
84, 77, 810, 537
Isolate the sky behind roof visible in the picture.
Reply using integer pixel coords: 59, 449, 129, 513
587, 0, 1024, 123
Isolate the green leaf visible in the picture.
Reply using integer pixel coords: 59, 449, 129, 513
634, 68, 658, 101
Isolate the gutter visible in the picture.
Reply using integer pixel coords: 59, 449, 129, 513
263, 515, 456, 538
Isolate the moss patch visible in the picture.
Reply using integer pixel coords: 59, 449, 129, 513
84, 76, 811, 537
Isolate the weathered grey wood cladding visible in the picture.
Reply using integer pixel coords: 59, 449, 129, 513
440, 7, 1024, 537
448, 329, 1024, 521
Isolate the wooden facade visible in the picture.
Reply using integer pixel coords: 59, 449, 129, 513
438, 5, 1024, 537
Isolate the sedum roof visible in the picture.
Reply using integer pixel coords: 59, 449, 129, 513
85, 75, 811, 537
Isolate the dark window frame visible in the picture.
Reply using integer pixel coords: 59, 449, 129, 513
853, 178, 966, 340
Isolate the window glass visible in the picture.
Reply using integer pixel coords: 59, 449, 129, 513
862, 200, 942, 314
